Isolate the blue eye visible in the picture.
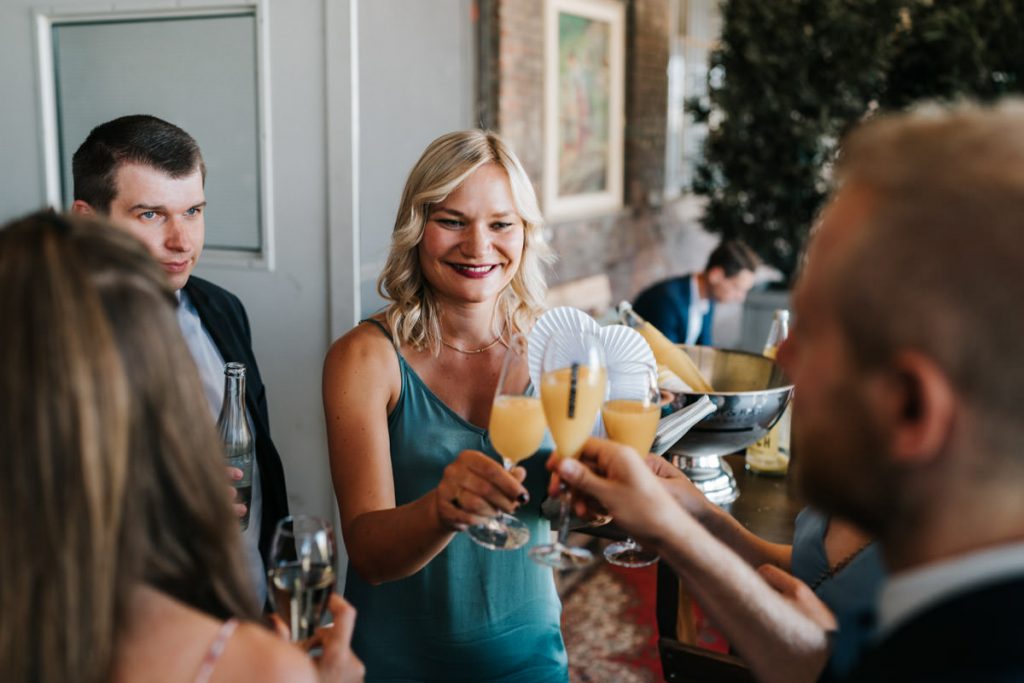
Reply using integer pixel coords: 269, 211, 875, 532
437, 218, 464, 228
492, 222, 513, 230
139, 211, 157, 221
185, 206, 202, 217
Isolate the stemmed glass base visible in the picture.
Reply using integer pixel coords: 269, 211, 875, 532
529, 492, 594, 569
468, 513, 530, 550
603, 538, 658, 568
529, 542, 593, 570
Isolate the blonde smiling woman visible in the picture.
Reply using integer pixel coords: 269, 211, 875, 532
323, 130, 569, 682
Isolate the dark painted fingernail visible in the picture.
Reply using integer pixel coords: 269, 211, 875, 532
517, 492, 529, 504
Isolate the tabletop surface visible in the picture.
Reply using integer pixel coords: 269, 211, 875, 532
719, 454, 803, 544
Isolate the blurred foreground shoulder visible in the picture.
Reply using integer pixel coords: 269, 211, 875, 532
217, 622, 318, 683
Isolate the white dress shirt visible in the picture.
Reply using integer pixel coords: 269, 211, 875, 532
876, 541, 1024, 638
177, 289, 267, 606
685, 275, 711, 345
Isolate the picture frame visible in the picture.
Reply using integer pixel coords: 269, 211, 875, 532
543, 0, 625, 220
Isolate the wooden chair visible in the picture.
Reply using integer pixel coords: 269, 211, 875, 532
656, 561, 756, 683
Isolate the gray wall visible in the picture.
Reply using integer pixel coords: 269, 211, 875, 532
357, 0, 476, 316
0, 0, 475, 582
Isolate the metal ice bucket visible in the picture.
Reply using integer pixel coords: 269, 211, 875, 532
662, 346, 793, 504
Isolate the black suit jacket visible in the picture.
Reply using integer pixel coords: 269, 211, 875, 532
836, 575, 1024, 682
183, 276, 290, 567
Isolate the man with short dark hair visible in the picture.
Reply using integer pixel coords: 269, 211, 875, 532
632, 238, 761, 345
554, 100, 1024, 682
71, 115, 289, 607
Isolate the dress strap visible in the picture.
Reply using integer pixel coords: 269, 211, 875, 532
192, 618, 239, 683
360, 318, 396, 344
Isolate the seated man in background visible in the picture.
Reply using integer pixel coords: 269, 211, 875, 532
554, 99, 1024, 682
632, 238, 760, 345
71, 115, 289, 608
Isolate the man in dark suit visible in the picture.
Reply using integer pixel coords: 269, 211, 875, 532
70, 115, 289, 607
554, 100, 1024, 683
632, 239, 760, 345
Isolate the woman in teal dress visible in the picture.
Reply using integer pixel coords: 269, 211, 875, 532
323, 130, 568, 682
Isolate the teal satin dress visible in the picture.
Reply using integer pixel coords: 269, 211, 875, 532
343, 323, 569, 683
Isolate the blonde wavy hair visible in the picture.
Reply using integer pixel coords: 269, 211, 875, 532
377, 130, 554, 352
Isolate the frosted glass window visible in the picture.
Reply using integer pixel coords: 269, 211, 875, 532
664, 0, 721, 197
52, 12, 262, 252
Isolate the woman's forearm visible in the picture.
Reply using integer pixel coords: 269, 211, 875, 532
700, 503, 793, 570
343, 490, 455, 585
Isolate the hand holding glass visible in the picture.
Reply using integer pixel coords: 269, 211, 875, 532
529, 331, 606, 570
468, 334, 545, 550
268, 515, 337, 641
602, 361, 661, 568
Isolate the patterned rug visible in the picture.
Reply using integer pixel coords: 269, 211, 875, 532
560, 552, 663, 683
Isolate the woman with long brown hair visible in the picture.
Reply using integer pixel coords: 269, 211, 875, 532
0, 211, 362, 683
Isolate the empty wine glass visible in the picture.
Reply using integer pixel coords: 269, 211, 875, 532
602, 361, 660, 568
267, 515, 337, 641
468, 334, 546, 550
529, 330, 606, 570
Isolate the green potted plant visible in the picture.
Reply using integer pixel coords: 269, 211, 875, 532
688, 0, 1024, 285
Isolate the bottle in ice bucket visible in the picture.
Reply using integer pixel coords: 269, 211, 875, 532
745, 309, 791, 475
217, 362, 254, 530
617, 301, 714, 393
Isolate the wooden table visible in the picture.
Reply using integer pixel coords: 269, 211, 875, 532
656, 454, 803, 682
717, 454, 803, 543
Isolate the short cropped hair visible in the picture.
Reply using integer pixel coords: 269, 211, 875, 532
833, 99, 1024, 455
72, 115, 206, 213
705, 239, 761, 277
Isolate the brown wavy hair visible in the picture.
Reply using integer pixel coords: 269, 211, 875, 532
377, 130, 554, 352
0, 211, 259, 683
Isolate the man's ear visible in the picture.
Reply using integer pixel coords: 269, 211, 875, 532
70, 200, 94, 215
880, 351, 957, 465
706, 266, 724, 284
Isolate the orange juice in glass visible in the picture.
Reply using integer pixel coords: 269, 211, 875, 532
469, 335, 546, 551
529, 331, 606, 570
602, 361, 661, 568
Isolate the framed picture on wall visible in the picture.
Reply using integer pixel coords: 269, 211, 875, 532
544, 0, 625, 220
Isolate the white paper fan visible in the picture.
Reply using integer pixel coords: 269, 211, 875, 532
527, 306, 601, 390
600, 324, 656, 402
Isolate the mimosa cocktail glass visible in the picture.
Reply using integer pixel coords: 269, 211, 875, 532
602, 361, 660, 567
529, 331, 606, 570
468, 335, 545, 550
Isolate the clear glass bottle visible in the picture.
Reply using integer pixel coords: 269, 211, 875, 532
217, 362, 254, 530
746, 309, 791, 475
762, 309, 790, 360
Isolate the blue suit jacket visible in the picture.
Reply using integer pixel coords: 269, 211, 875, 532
632, 274, 714, 345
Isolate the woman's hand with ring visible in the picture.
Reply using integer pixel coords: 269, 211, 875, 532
435, 449, 528, 532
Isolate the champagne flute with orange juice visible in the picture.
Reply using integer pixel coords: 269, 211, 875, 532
469, 335, 546, 550
529, 331, 607, 570
602, 361, 661, 567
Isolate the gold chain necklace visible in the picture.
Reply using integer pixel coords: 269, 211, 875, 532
441, 334, 508, 355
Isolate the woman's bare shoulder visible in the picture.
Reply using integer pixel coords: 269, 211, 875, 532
325, 318, 397, 371
114, 589, 317, 683
214, 622, 317, 683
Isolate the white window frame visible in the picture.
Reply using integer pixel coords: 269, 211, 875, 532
34, 1, 275, 271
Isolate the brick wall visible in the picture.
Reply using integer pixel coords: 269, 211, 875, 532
488, 0, 715, 310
